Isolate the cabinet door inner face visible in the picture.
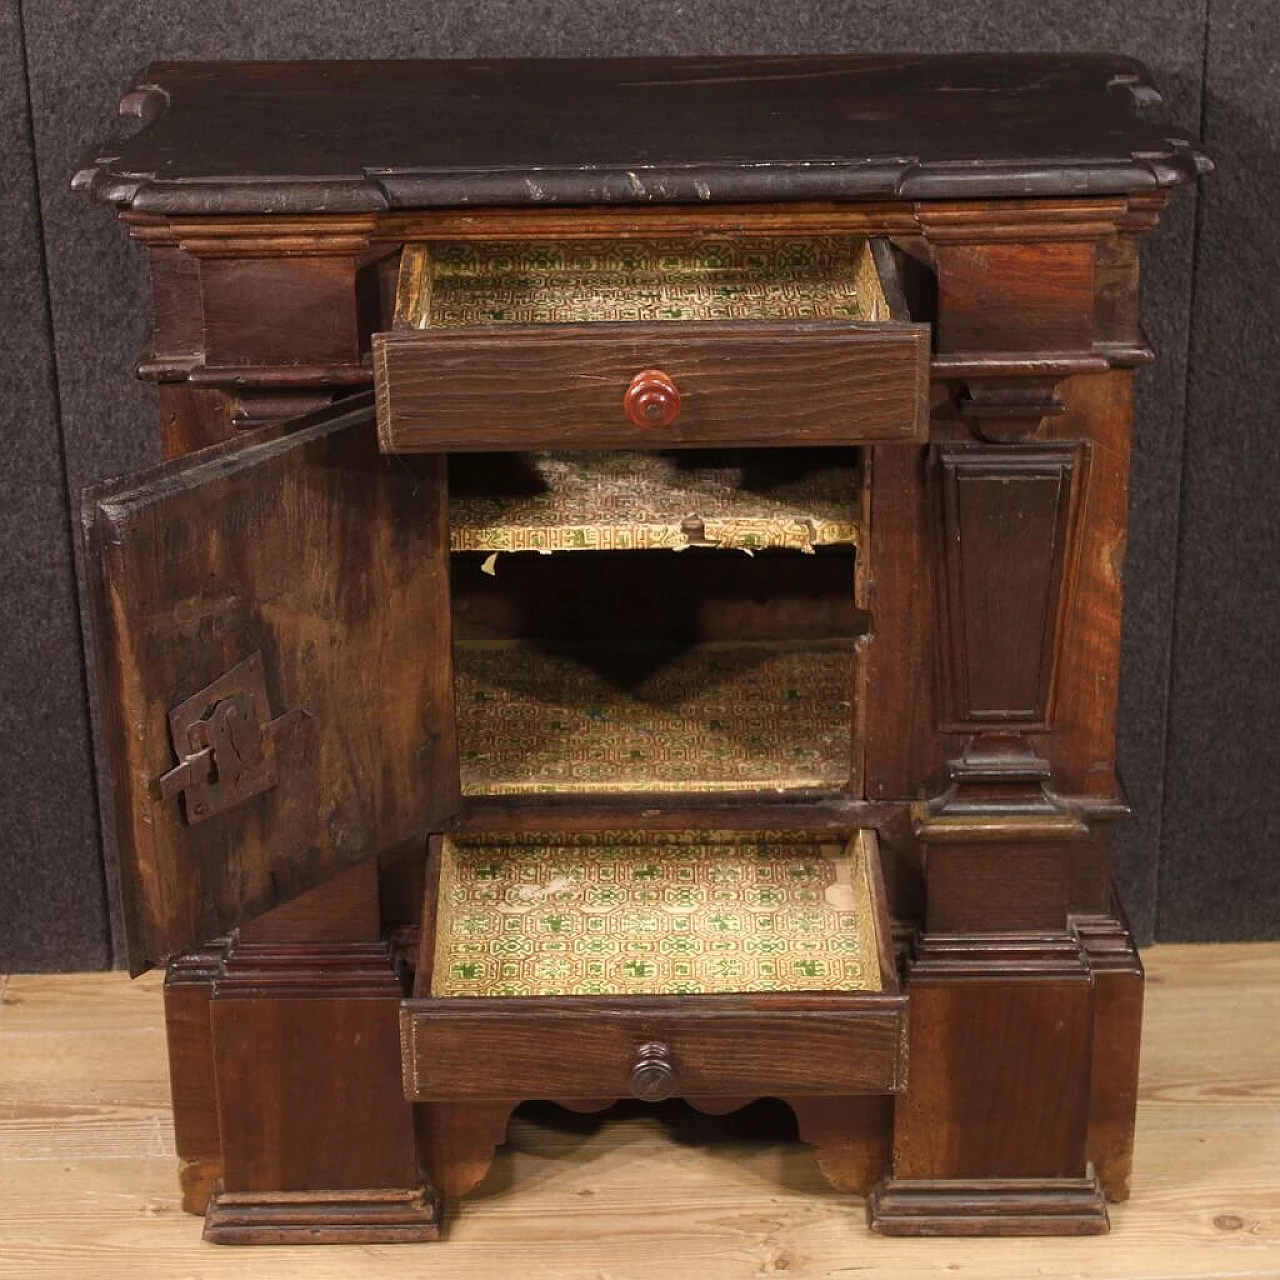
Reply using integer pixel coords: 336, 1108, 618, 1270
83, 399, 459, 973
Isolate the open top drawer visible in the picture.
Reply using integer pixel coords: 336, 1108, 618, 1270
400, 829, 907, 1102
374, 236, 929, 453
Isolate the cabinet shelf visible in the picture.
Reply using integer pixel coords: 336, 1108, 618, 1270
455, 637, 853, 795
448, 448, 862, 556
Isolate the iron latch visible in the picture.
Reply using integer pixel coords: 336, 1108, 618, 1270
154, 651, 302, 825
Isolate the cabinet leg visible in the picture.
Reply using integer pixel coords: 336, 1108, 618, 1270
1077, 912, 1144, 1201
789, 1095, 894, 1195
164, 945, 228, 1215
416, 1101, 518, 1200
869, 933, 1109, 1236
201, 938, 440, 1244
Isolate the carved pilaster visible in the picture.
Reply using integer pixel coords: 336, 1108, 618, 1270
956, 377, 1066, 442
913, 737, 1106, 932
123, 213, 389, 454
914, 735, 1085, 840
933, 441, 1082, 733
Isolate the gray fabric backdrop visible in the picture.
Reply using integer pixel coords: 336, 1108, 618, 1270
2, 1, 1275, 970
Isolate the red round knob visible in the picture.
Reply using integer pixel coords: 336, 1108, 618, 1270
624, 369, 681, 429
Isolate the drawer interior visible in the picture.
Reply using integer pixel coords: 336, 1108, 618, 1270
419, 829, 891, 999
395, 235, 893, 329
401, 828, 906, 1104
373, 234, 928, 453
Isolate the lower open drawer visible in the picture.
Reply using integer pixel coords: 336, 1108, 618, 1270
400, 829, 907, 1101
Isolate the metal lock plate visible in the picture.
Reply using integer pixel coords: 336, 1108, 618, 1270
154, 651, 299, 824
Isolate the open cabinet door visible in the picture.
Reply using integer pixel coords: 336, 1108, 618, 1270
83, 396, 459, 975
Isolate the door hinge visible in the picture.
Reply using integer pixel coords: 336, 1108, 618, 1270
154, 651, 303, 825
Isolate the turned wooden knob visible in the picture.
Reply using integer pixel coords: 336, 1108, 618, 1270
623, 369, 681, 429
629, 1041, 678, 1101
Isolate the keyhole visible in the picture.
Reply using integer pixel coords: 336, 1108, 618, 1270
224, 705, 249, 764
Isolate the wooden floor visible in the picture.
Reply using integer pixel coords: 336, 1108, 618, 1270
0, 944, 1276, 1279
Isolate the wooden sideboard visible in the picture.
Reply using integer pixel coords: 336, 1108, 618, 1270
75, 55, 1210, 1244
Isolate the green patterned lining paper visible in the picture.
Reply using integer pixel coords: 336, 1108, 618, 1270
398, 236, 887, 329
448, 449, 861, 555
455, 639, 853, 795
398, 238, 876, 557
430, 831, 882, 998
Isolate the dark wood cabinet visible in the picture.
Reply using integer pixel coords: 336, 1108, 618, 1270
75, 54, 1209, 1244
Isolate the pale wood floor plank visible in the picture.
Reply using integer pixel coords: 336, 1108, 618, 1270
0, 944, 1275, 1279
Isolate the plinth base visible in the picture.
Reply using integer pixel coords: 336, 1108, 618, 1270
867, 1173, 1109, 1237
203, 1185, 443, 1245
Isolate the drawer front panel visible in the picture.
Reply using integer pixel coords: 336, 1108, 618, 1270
374, 319, 929, 453
400, 997, 908, 1101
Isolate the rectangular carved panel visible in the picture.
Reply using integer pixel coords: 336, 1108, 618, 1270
936, 443, 1082, 730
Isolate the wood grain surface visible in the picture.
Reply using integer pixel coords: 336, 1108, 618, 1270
402, 1000, 907, 1101
75, 57, 1209, 214
0, 945, 1275, 1278
375, 319, 928, 453
82, 398, 459, 973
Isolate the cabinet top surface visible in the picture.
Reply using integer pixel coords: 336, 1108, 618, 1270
76, 55, 1209, 215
